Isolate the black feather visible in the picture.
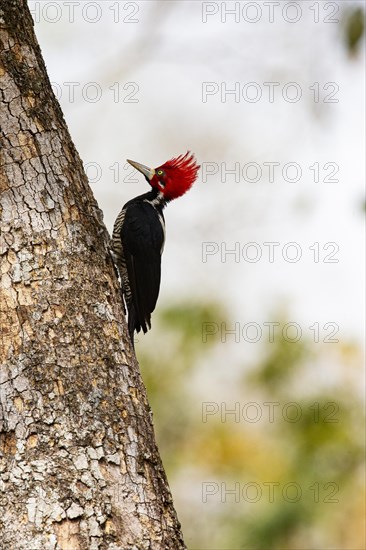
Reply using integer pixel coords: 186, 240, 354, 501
121, 195, 165, 345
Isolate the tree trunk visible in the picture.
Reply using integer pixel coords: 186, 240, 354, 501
0, 1, 185, 548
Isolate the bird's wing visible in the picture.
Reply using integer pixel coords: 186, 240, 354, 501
121, 202, 165, 335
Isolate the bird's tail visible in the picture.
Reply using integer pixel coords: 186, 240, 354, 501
127, 301, 152, 349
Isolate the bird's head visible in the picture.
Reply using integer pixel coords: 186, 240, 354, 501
127, 152, 200, 201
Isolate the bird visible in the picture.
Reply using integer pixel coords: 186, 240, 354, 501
111, 152, 200, 346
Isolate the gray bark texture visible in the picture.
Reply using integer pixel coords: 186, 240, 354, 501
0, 1, 185, 548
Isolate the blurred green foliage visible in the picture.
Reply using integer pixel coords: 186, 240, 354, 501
138, 302, 365, 549
343, 6, 365, 55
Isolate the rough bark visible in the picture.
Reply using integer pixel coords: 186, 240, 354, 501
0, 1, 185, 548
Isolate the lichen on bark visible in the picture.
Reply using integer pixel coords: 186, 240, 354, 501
0, 1, 185, 548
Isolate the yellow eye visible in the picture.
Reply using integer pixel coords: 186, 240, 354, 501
157, 170, 163, 175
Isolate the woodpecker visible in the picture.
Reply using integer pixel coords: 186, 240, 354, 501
112, 152, 200, 346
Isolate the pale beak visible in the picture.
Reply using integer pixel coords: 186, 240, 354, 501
127, 159, 155, 181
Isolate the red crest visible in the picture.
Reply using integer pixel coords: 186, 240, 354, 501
153, 152, 200, 200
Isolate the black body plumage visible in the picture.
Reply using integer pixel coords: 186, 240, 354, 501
112, 189, 166, 346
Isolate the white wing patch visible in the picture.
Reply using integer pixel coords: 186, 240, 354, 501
157, 212, 166, 254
